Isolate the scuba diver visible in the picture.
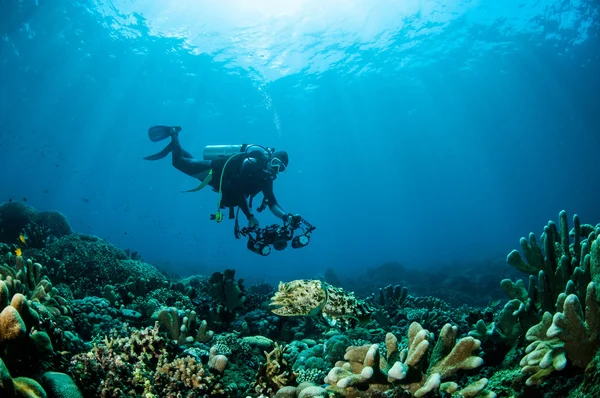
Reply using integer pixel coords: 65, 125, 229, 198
143, 125, 315, 256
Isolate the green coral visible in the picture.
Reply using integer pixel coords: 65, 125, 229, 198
41, 372, 83, 398
156, 307, 213, 346
209, 269, 246, 311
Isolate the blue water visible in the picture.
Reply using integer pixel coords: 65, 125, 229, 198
1, 0, 598, 285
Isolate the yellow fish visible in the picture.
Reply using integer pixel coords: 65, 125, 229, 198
15, 247, 22, 256
19, 234, 27, 245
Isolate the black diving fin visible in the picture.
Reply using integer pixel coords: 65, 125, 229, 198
148, 125, 181, 142
143, 142, 173, 161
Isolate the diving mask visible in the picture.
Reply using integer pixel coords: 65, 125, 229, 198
269, 157, 287, 173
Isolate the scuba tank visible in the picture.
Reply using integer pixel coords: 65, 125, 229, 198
202, 144, 274, 161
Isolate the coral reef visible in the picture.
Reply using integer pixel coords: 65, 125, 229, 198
0, 202, 72, 245
497, 211, 600, 386
1, 204, 600, 397
43, 234, 167, 298
324, 321, 495, 397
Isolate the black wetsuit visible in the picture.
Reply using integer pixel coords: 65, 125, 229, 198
170, 135, 286, 221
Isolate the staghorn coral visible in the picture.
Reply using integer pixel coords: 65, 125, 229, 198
270, 280, 373, 330
253, 342, 296, 396
69, 322, 169, 396
67, 321, 221, 397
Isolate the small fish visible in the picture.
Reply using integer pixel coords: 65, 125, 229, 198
489, 299, 501, 308
15, 247, 22, 256
19, 234, 27, 245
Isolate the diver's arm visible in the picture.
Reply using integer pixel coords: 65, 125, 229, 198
238, 193, 253, 220
263, 180, 287, 220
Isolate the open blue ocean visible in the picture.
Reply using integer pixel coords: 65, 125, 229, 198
0, 1, 599, 397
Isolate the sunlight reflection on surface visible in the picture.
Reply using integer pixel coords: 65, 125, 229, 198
92, 0, 596, 81
94, 0, 467, 80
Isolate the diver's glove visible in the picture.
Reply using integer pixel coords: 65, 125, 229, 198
248, 216, 259, 229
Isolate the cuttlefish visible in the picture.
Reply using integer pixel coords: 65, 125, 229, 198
269, 279, 373, 329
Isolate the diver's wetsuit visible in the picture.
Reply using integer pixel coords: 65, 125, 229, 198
169, 134, 286, 221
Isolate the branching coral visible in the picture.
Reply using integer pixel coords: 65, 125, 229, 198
209, 269, 246, 311
157, 307, 214, 346
0, 254, 71, 318
253, 342, 296, 396
497, 211, 600, 385
520, 281, 600, 385
504, 211, 599, 317
70, 321, 226, 397
69, 322, 168, 396
154, 355, 225, 397
482, 211, 600, 350
324, 322, 495, 397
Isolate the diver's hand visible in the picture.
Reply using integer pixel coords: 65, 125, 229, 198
285, 213, 301, 226
248, 216, 259, 229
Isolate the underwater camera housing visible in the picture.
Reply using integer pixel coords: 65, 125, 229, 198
239, 215, 315, 256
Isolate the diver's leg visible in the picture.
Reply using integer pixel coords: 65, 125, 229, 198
170, 134, 212, 179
